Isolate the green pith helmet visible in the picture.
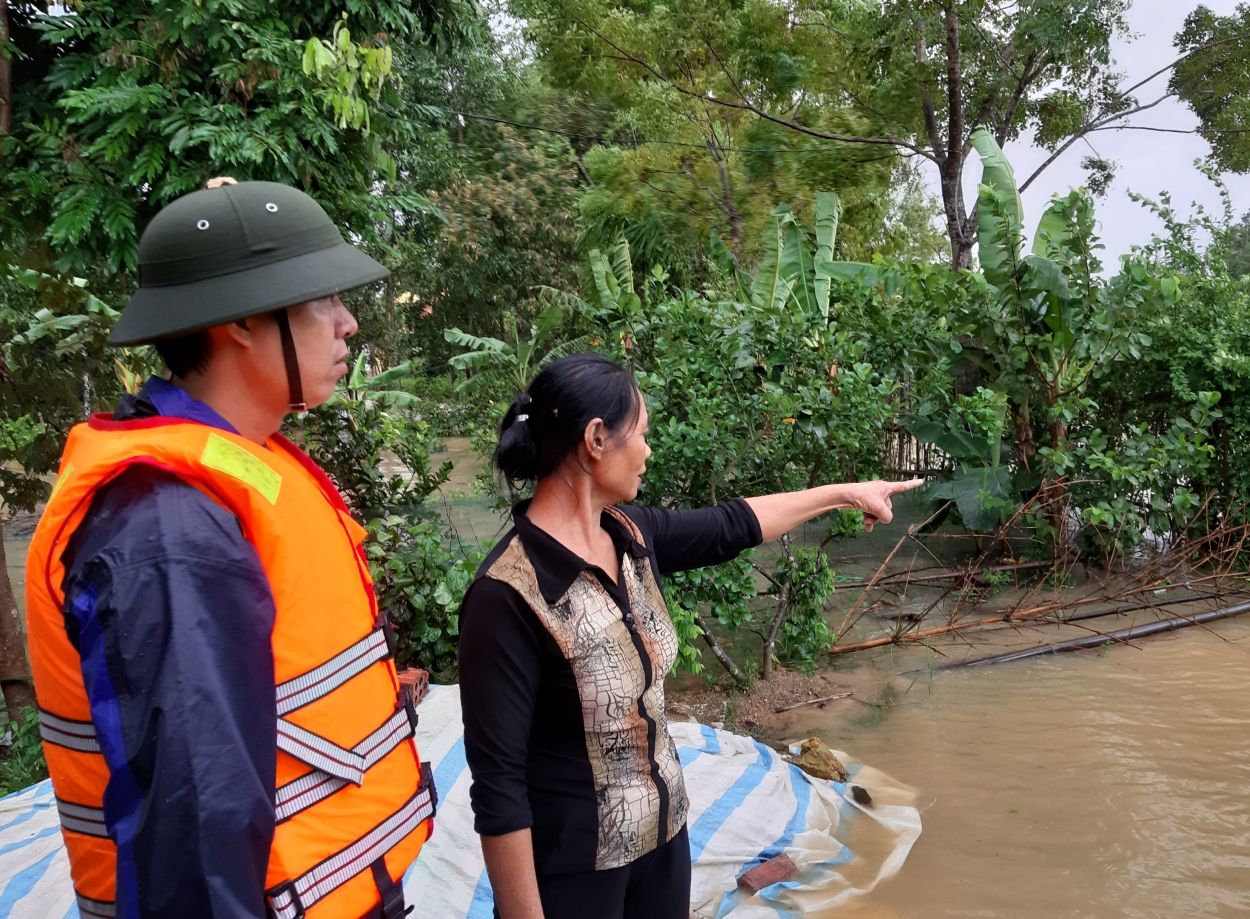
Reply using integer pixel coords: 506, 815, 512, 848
109, 180, 388, 346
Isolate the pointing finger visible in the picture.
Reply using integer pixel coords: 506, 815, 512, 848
889, 478, 925, 494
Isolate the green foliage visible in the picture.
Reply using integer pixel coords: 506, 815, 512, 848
0, 711, 49, 798
772, 545, 837, 666
875, 136, 1237, 557
566, 201, 891, 678
301, 15, 397, 132
970, 129, 1025, 291
1082, 179, 1250, 536
0, 265, 132, 509
365, 516, 484, 678
1062, 395, 1220, 551
445, 303, 588, 397
1172, 6, 1250, 175
293, 378, 451, 523
1, 0, 447, 276
662, 557, 757, 676
402, 127, 582, 372
521, 0, 1129, 269
516, 0, 906, 273
1221, 210, 1250, 279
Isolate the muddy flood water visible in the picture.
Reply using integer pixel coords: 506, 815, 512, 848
782, 616, 1250, 918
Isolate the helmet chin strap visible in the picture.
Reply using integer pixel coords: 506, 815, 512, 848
273, 308, 307, 412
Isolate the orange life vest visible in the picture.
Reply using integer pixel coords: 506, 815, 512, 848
25, 414, 434, 919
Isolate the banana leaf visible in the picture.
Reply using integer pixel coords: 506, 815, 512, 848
906, 417, 993, 464
813, 192, 841, 318
949, 465, 1015, 533
751, 208, 791, 310
781, 219, 817, 314
367, 360, 415, 388
1032, 200, 1076, 257
970, 128, 1024, 290
607, 237, 634, 296
588, 248, 619, 310
816, 260, 880, 287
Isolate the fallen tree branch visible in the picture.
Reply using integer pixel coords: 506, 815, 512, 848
825, 587, 1236, 657
933, 600, 1250, 669
773, 692, 854, 713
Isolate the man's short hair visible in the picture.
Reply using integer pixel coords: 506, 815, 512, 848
154, 330, 214, 379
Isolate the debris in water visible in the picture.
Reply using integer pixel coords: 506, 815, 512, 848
786, 737, 848, 782
773, 691, 853, 714
851, 785, 873, 807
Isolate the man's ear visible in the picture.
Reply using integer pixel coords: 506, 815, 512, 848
215, 316, 260, 350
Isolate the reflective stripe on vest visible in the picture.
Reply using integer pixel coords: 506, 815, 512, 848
277, 628, 390, 716
57, 798, 108, 838
25, 417, 432, 917
276, 706, 417, 823
76, 892, 115, 918
39, 710, 100, 753
268, 779, 436, 919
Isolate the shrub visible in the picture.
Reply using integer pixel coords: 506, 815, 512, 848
0, 711, 49, 797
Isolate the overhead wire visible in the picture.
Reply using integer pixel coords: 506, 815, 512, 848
438, 107, 898, 156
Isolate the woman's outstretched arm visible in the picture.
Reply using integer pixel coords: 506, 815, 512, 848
745, 479, 924, 543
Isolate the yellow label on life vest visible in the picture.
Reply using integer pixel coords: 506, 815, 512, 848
200, 434, 282, 505
49, 463, 75, 500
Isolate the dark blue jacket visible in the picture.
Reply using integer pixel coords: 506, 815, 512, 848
61, 378, 277, 918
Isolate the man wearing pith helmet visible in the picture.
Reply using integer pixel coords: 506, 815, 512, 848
25, 178, 435, 919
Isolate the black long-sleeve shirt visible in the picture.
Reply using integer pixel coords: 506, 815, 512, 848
60, 379, 276, 918
457, 499, 761, 874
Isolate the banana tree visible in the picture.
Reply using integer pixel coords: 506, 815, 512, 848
909, 129, 1177, 540
959, 128, 1172, 465
327, 353, 422, 410
743, 192, 855, 320
444, 303, 589, 397
907, 389, 1039, 534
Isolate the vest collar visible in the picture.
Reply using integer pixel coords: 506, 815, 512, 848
114, 376, 240, 434
511, 500, 652, 604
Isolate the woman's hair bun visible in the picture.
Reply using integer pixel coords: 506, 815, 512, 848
493, 353, 641, 490
495, 393, 540, 484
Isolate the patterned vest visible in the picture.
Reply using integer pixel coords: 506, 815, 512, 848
483, 507, 688, 870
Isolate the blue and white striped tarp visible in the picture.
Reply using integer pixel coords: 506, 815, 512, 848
0, 685, 920, 917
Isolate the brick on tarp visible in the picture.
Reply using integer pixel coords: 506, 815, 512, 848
397, 668, 430, 706
737, 854, 798, 894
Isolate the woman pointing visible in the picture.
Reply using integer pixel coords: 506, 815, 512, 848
458, 353, 921, 919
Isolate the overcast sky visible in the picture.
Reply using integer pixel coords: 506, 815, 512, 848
958, 0, 1250, 259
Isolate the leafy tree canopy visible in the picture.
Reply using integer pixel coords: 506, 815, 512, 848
0, 0, 478, 277
517, 0, 1134, 269
1172, 3, 1250, 175
515, 0, 904, 270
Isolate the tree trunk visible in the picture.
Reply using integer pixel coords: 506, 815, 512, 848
1013, 402, 1036, 471
694, 613, 748, 686
0, 0, 12, 137
1045, 418, 1071, 558
761, 534, 795, 681
0, 524, 35, 724
761, 593, 787, 682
